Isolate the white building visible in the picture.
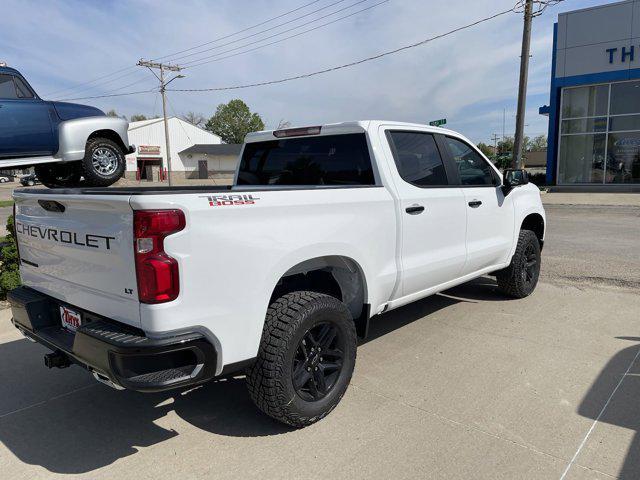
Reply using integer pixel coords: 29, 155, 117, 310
125, 117, 222, 180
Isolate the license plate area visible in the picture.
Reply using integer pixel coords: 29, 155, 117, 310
60, 305, 82, 332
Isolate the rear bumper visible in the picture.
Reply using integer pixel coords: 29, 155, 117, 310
8, 286, 218, 392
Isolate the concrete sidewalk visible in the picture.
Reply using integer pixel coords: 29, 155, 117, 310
541, 192, 640, 207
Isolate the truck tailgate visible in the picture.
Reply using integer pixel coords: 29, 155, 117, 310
13, 191, 140, 327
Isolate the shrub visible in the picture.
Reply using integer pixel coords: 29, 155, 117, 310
0, 215, 21, 300
528, 172, 547, 187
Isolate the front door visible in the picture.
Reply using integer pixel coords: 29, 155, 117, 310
0, 74, 54, 158
442, 136, 515, 274
198, 160, 208, 179
383, 129, 468, 298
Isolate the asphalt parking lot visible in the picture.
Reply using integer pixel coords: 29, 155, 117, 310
0, 194, 639, 479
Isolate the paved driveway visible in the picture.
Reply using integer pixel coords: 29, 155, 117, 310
0, 201, 639, 479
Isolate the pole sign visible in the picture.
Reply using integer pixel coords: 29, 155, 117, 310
429, 118, 447, 127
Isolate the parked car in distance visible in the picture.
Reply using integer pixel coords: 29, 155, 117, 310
0, 175, 10, 183
0, 64, 135, 188
19, 173, 39, 187
9, 121, 546, 427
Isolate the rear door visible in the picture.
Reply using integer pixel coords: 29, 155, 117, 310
441, 136, 515, 274
0, 74, 55, 158
383, 129, 467, 297
14, 192, 140, 326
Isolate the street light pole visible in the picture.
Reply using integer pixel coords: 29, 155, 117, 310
137, 59, 184, 186
512, 0, 533, 169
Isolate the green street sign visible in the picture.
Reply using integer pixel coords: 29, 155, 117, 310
429, 118, 447, 127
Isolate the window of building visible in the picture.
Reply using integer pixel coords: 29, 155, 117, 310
445, 137, 497, 186
237, 133, 375, 186
558, 80, 640, 184
387, 131, 449, 186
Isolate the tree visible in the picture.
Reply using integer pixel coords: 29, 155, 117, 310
182, 112, 206, 128
528, 134, 547, 151
477, 142, 495, 158
277, 119, 291, 129
205, 100, 265, 144
497, 136, 514, 156
130, 114, 148, 122
106, 109, 127, 120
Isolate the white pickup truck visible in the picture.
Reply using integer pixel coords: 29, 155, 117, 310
9, 121, 545, 427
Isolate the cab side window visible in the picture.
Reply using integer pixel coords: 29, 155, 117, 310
445, 137, 497, 186
387, 131, 449, 187
0, 75, 17, 99
14, 76, 34, 98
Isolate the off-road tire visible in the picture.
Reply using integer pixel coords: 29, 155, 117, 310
82, 137, 125, 187
246, 291, 357, 428
35, 163, 82, 188
496, 229, 541, 298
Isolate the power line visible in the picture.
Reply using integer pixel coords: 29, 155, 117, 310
42, 66, 137, 97
170, 0, 353, 64
58, 89, 157, 102
54, 72, 151, 100
183, 0, 388, 69
54, 1, 542, 101
153, 0, 323, 61
43, 1, 325, 97
170, 6, 517, 92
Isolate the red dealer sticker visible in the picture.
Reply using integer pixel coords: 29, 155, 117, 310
200, 194, 260, 207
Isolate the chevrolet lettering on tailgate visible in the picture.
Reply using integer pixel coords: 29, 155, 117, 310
15, 222, 116, 250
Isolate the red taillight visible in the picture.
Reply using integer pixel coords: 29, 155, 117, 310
133, 209, 185, 304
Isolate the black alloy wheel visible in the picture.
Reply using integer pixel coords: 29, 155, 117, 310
522, 243, 539, 287
292, 322, 344, 401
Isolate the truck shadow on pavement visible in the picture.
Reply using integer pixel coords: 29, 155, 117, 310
577, 337, 640, 479
0, 277, 509, 474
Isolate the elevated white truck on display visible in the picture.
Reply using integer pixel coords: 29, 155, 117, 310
8, 121, 546, 427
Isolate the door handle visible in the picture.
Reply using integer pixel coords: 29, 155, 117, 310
405, 205, 425, 215
468, 200, 482, 208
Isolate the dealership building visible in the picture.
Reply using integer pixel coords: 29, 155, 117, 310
543, 0, 640, 189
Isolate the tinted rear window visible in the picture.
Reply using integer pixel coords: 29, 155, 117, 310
237, 133, 375, 186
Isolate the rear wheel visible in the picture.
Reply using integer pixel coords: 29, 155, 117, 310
246, 291, 357, 427
496, 229, 541, 298
82, 137, 125, 187
35, 163, 82, 188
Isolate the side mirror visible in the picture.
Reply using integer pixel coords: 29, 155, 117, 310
502, 168, 529, 195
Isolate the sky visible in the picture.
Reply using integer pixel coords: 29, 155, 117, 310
0, 0, 620, 145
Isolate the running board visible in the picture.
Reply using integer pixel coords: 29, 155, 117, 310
0, 156, 61, 168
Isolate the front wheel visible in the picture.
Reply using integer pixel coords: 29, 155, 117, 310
496, 229, 541, 298
246, 291, 357, 427
82, 137, 126, 187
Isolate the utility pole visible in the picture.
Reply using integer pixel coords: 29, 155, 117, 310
137, 60, 184, 186
512, 0, 533, 169
502, 108, 506, 142
491, 133, 501, 156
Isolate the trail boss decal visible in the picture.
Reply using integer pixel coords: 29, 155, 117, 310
15, 222, 116, 250
201, 194, 260, 207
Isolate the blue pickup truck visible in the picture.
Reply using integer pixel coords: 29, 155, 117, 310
0, 65, 134, 187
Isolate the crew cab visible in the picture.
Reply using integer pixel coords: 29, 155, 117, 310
8, 121, 545, 427
0, 64, 133, 187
